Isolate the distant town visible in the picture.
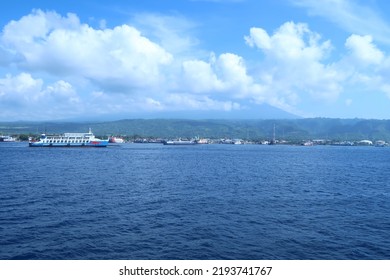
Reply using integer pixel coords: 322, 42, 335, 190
1, 133, 388, 147
115, 136, 388, 146
1, 118, 390, 147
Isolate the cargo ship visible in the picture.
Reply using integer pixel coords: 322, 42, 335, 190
29, 129, 109, 147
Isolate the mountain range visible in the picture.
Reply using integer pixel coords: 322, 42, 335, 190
2, 118, 390, 141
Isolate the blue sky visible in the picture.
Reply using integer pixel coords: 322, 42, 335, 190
1, 0, 390, 120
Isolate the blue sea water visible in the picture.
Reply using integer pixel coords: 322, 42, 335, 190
0, 142, 389, 260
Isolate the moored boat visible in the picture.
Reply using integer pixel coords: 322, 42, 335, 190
195, 138, 209, 144
109, 136, 125, 144
163, 139, 196, 145
29, 129, 109, 147
0, 135, 16, 142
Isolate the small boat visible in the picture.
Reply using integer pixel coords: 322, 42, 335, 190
109, 136, 125, 144
220, 139, 242, 144
0, 135, 16, 142
375, 140, 387, 147
29, 129, 109, 147
195, 138, 209, 144
302, 141, 314, 146
163, 139, 197, 145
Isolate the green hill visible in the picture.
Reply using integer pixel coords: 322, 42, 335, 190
1, 118, 390, 141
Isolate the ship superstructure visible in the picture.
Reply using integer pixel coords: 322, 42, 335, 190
29, 129, 108, 147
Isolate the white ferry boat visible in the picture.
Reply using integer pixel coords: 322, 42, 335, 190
29, 129, 109, 147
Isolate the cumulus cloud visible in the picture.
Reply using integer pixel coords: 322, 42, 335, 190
336, 34, 390, 98
181, 59, 222, 93
289, 0, 390, 104
245, 21, 342, 103
1, 9, 173, 92
216, 53, 256, 94
0, 73, 43, 104
181, 52, 264, 99
0, 73, 81, 119
2, 9, 298, 120
244, 20, 390, 114
345, 34, 384, 65
246, 22, 332, 61
1, 8, 390, 120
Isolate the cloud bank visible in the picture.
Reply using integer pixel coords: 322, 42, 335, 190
1, 9, 390, 120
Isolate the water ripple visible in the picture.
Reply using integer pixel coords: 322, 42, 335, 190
1, 143, 390, 259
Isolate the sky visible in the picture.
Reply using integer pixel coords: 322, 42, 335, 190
1, 0, 390, 121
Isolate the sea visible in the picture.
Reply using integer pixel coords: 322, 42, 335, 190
1, 142, 389, 260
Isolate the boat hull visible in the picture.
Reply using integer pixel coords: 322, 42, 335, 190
29, 140, 109, 147
163, 140, 196, 145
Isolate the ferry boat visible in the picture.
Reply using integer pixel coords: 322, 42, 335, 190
29, 129, 109, 147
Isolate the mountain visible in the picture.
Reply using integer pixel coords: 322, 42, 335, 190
57, 102, 299, 122
137, 103, 299, 120
2, 118, 390, 141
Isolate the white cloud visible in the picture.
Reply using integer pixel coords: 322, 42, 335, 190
179, 52, 267, 105
132, 13, 200, 57
380, 84, 390, 99
43, 80, 79, 103
246, 22, 331, 61
337, 35, 390, 98
1, 9, 173, 92
291, 0, 390, 45
0, 73, 43, 104
245, 21, 342, 103
245, 20, 390, 113
245, 27, 271, 50
0, 73, 82, 120
0, 10, 282, 119
2, 8, 390, 121
164, 93, 241, 111
345, 34, 384, 65
2, 10, 81, 44
216, 53, 255, 94
182, 59, 222, 93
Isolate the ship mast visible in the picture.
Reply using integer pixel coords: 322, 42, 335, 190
272, 123, 276, 144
